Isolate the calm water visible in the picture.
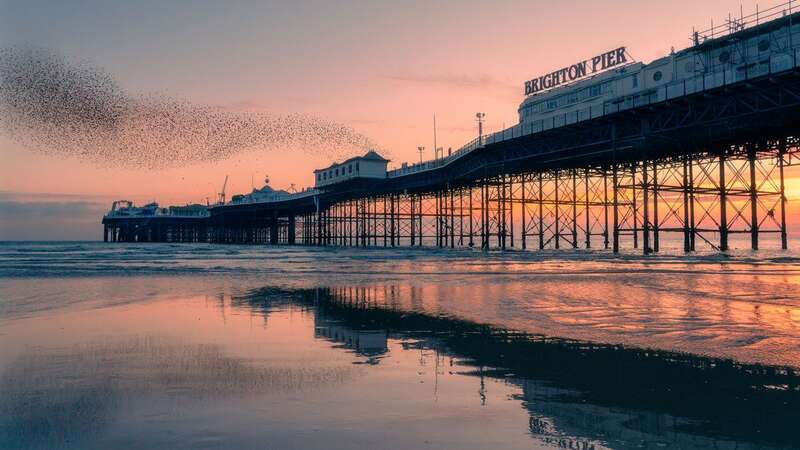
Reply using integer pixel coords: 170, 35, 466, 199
1, 242, 799, 449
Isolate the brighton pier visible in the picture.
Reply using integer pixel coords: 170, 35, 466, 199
104, 7, 800, 254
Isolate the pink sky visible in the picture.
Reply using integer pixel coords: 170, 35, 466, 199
1, 0, 799, 239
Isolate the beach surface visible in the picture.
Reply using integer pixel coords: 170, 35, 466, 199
1, 242, 799, 449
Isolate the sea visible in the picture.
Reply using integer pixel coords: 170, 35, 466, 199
1, 241, 799, 449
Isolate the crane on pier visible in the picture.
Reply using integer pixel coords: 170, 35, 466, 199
218, 175, 229, 205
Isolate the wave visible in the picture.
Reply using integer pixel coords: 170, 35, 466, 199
1, 242, 800, 278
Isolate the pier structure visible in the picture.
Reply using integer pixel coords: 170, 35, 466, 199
103, 215, 209, 243
103, 201, 210, 243
104, 67, 800, 252
292, 142, 794, 253
104, 8, 800, 253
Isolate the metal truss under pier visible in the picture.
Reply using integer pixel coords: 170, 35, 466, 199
105, 68, 800, 253
103, 216, 209, 243
293, 144, 794, 253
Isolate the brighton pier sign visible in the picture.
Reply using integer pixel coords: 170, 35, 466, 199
524, 47, 628, 96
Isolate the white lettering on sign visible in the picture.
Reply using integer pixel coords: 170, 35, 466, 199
524, 47, 628, 96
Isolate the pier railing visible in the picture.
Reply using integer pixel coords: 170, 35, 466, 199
693, 0, 797, 43
389, 49, 800, 179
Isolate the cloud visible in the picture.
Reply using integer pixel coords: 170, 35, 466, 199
383, 72, 518, 96
0, 190, 111, 202
437, 125, 478, 133
0, 199, 107, 240
0, 200, 105, 217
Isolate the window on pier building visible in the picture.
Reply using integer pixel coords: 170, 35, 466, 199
348, 164, 352, 173
356, 162, 360, 172
335, 168, 339, 176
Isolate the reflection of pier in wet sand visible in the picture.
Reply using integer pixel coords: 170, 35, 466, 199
2, 275, 798, 449
233, 285, 800, 449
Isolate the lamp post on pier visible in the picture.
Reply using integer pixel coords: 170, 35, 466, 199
476, 112, 485, 145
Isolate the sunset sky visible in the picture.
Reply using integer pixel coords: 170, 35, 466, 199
1, 0, 799, 240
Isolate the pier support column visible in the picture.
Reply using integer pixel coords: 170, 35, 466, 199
612, 164, 619, 253
508, 178, 514, 248
383, 196, 388, 247
652, 160, 660, 253
683, 154, 691, 252
325, 209, 331, 246
481, 182, 488, 249
538, 173, 544, 250
450, 189, 455, 248
410, 195, 416, 246
584, 168, 591, 249
642, 158, 651, 254
288, 215, 296, 245
554, 170, 560, 250
390, 195, 396, 247
500, 177, 506, 250
719, 151, 729, 251
521, 177, 527, 250
571, 169, 578, 249
270, 214, 279, 245
436, 192, 442, 248
468, 186, 475, 247
748, 146, 759, 250
460, 189, 467, 247
779, 142, 788, 250
603, 169, 610, 249
631, 164, 639, 250
418, 194, 424, 247
316, 209, 323, 246
104, 225, 109, 242
689, 155, 696, 251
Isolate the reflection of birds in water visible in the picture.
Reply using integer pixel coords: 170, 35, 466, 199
0, 47, 379, 168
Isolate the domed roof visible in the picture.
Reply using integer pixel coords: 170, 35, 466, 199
253, 184, 275, 193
